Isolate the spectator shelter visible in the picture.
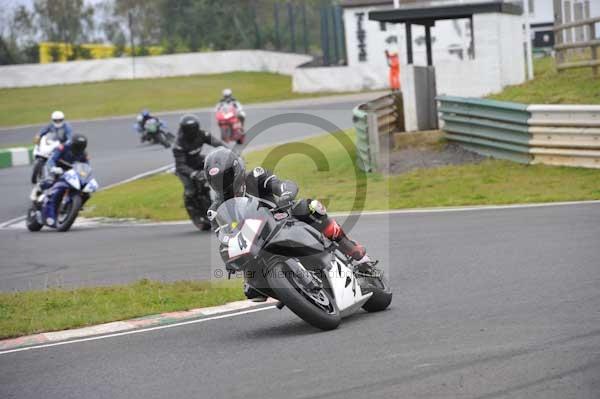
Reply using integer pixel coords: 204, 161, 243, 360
368, 0, 526, 131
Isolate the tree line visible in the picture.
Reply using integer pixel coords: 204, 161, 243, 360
0, 0, 340, 65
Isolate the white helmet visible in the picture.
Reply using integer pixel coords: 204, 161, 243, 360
51, 111, 65, 128
222, 88, 233, 99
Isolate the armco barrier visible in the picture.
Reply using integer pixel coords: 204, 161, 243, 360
438, 96, 600, 169
352, 93, 403, 172
0, 147, 34, 169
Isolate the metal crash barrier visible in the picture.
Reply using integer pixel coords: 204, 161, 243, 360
352, 93, 404, 172
438, 96, 600, 169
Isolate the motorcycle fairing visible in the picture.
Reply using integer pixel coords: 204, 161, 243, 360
327, 256, 372, 316
265, 221, 326, 258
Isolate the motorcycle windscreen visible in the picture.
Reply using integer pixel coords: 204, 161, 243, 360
215, 197, 275, 259
72, 162, 94, 186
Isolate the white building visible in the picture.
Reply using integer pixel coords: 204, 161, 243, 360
294, 0, 527, 98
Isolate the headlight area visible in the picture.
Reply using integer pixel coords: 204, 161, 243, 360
83, 179, 99, 193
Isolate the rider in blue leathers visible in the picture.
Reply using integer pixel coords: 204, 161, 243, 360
40, 134, 89, 227
37, 110, 73, 145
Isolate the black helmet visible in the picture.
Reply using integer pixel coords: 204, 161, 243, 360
204, 148, 246, 200
179, 114, 200, 142
71, 134, 87, 156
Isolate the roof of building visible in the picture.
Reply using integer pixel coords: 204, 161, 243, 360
340, 0, 418, 8
368, 0, 522, 24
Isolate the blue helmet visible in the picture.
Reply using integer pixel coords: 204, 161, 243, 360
141, 109, 150, 118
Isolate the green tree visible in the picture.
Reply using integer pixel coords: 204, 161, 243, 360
34, 0, 95, 46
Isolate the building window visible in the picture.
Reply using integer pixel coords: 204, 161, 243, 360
379, 22, 387, 31
528, 0, 535, 14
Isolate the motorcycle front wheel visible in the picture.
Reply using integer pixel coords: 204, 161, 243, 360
220, 126, 232, 142
267, 262, 340, 331
158, 131, 171, 148
56, 194, 82, 232
360, 269, 392, 312
26, 206, 43, 232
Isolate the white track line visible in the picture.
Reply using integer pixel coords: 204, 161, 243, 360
0, 306, 276, 356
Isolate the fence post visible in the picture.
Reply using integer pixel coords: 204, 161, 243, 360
274, 3, 281, 51
288, 2, 296, 53
320, 6, 330, 66
591, 22, 598, 77
553, 0, 563, 68
302, 1, 309, 54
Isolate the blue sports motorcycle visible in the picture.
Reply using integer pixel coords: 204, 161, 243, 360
27, 162, 99, 232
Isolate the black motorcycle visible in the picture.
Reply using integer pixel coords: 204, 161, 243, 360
215, 197, 392, 330
184, 173, 213, 231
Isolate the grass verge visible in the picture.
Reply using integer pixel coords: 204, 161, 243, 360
0, 279, 244, 339
488, 57, 600, 104
0, 71, 351, 128
84, 130, 600, 221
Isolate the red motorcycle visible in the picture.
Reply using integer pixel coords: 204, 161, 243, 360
216, 103, 245, 144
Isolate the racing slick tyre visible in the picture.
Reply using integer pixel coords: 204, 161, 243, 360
158, 131, 171, 148
56, 194, 82, 232
31, 158, 45, 184
360, 269, 392, 312
267, 262, 341, 331
221, 126, 232, 143
26, 206, 43, 232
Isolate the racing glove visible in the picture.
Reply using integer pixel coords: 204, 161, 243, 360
190, 170, 206, 182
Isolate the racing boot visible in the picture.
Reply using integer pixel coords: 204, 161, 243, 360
322, 219, 366, 261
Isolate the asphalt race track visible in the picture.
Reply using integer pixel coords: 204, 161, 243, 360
0, 95, 367, 223
1, 203, 599, 398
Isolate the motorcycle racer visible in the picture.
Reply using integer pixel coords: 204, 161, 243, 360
216, 89, 246, 126
39, 134, 89, 227
134, 109, 166, 143
204, 148, 372, 301
36, 111, 73, 145
173, 115, 225, 220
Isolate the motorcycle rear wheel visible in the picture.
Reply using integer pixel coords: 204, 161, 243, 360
56, 194, 82, 232
267, 262, 341, 331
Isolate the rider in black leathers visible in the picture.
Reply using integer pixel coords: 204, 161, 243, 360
173, 115, 225, 217
204, 148, 371, 301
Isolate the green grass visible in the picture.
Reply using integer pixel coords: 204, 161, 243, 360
488, 57, 600, 104
84, 130, 600, 221
0, 279, 244, 339
0, 143, 32, 150
0, 71, 350, 127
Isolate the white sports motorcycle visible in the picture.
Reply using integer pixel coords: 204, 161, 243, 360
215, 197, 392, 330
31, 132, 61, 184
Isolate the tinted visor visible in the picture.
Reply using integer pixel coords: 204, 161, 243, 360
181, 123, 198, 141
72, 141, 86, 155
